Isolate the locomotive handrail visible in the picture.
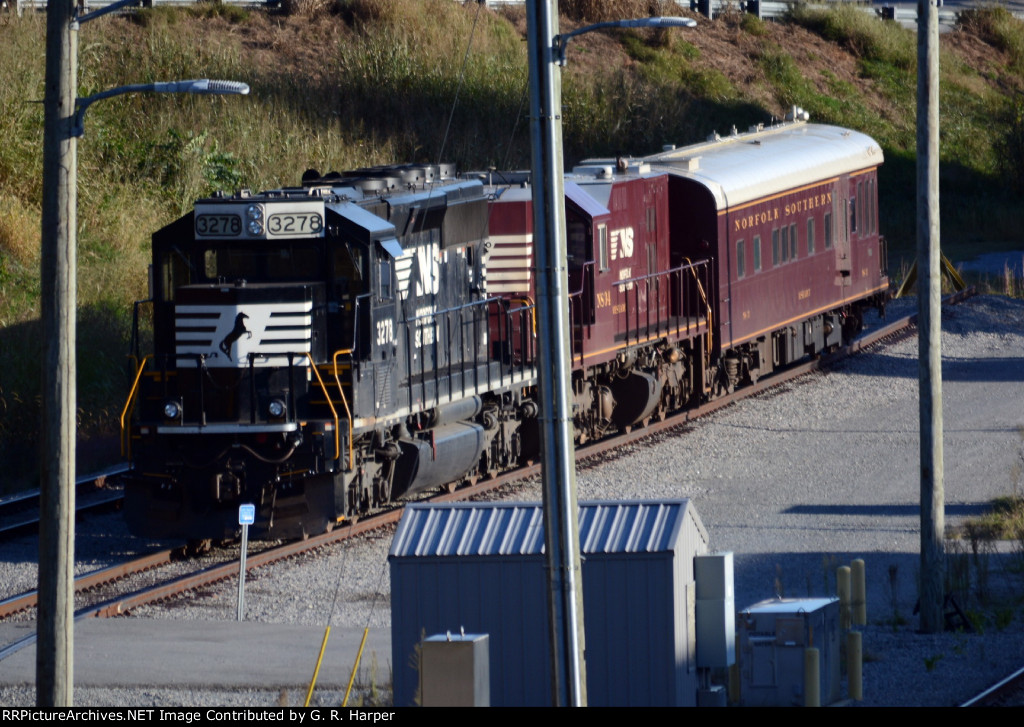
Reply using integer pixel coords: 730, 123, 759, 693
119, 354, 153, 458
305, 352, 340, 466
330, 349, 355, 472
609, 259, 714, 354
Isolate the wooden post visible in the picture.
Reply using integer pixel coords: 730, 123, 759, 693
38, 0, 78, 707
917, 0, 945, 634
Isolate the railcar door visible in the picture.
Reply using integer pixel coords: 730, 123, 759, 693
834, 180, 852, 287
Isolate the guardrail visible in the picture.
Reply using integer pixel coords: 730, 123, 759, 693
8, 0, 1020, 34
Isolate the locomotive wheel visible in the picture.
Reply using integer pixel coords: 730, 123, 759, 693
185, 539, 213, 557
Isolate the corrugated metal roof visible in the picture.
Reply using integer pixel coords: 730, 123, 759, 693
583, 121, 883, 210
390, 499, 707, 558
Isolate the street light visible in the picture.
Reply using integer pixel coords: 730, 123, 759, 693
73, 79, 251, 137
555, 16, 697, 65
525, 4, 695, 707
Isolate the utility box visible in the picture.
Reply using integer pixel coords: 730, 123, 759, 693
737, 597, 840, 706
420, 633, 489, 707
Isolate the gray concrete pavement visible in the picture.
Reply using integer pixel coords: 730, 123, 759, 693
0, 619, 391, 691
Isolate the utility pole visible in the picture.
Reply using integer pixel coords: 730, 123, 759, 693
525, 0, 587, 706
39, 0, 78, 706
917, 0, 945, 634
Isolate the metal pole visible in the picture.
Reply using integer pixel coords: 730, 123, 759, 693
917, 0, 945, 634
525, 0, 587, 706
38, 0, 78, 707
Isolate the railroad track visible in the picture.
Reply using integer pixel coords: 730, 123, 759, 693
0, 463, 128, 539
2, 288, 967, 626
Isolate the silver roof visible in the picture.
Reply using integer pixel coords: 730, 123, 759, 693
390, 499, 708, 558
585, 121, 883, 210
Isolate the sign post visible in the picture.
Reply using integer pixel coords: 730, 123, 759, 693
237, 504, 255, 621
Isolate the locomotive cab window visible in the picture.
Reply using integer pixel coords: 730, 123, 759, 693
567, 220, 588, 270
598, 224, 609, 272
332, 246, 366, 297
202, 243, 321, 282
379, 258, 393, 300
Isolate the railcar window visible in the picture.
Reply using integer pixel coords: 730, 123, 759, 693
753, 235, 761, 272
850, 196, 857, 235
790, 223, 798, 260
203, 243, 321, 282
780, 226, 789, 263
824, 211, 833, 249
807, 219, 815, 254
772, 228, 780, 266
737, 239, 745, 279
868, 178, 876, 234
857, 181, 865, 236
598, 225, 609, 272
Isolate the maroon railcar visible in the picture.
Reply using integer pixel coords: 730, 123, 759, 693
484, 119, 887, 426
641, 119, 889, 389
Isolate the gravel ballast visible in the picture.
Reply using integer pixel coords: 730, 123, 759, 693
3, 294, 1024, 706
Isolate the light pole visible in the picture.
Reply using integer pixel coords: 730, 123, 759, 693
525, 4, 694, 706
39, 0, 248, 705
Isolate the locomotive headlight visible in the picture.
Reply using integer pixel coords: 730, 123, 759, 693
246, 204, 264, 236
163, 400, 182, 420
267, 399, 286, 419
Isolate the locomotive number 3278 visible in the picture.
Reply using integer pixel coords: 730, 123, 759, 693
268, 212, 324, 235
376, 318, 394, 346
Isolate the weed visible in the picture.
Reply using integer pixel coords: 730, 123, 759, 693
966, 609, 987, 634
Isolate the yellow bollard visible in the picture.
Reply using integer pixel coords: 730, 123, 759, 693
804, 647, 820, 707
852, 559, 867, 626
848, 630, 863, 701
837, 565, 851, 631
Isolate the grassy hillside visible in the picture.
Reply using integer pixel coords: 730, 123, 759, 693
1, 0, 1023, 489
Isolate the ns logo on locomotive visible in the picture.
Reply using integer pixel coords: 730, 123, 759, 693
120, 117, 888, 542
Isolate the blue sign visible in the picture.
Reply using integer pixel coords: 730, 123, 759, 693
238, 504, 256, 525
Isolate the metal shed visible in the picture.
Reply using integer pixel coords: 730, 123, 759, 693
389, 499, 710, 706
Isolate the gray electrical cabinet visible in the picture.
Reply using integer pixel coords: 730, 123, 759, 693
420, 633, 490, 707
737, 597, 841, 707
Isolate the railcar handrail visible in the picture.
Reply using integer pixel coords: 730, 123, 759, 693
680, 257, 714, 362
